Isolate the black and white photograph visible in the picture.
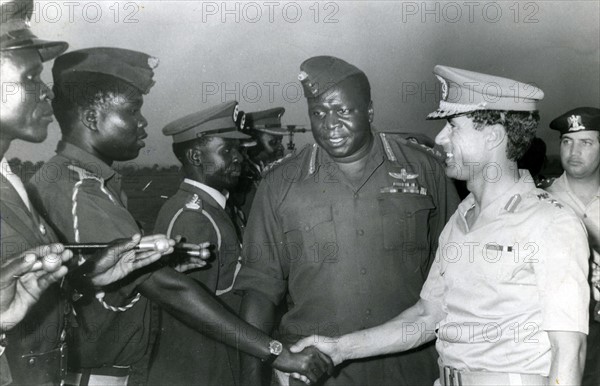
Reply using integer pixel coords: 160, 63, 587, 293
1, 1, 599, 385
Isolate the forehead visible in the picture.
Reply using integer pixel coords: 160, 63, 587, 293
0, 49, 42, 74
308, 78, 368, 107
562, 131, 599, 142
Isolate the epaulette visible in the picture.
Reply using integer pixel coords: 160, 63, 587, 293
536, 177, 556, 189
379, 132, 446, 163
261, 152, 294, 177
68, 164, 98, 181
533, 191, 564, 209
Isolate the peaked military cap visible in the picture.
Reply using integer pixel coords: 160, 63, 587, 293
299, 56, 368, 99
427, 65, 544, 119
550, 107, 600, 135
1, 0, 68, 61
244, 107, 287, 136
163, 101, 251, 144
52, 47, 159, 94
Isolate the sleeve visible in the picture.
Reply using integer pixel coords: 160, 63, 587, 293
425, 157, 460, 274
420, 226, 449, 307
534, 210, 590, 334
233, 176, 288, 306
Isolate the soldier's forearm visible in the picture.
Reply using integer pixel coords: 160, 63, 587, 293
138, 267, 272, 360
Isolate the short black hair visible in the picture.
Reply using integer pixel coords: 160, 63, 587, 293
467, 110, 540, 161
172, 136, 212, 165
52, 72, 138, 135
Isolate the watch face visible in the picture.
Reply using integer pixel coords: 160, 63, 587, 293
269, 340, 283, 355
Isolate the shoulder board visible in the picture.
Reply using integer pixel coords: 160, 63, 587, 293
378, 132, 445, 162
533, 191, 564, 209
261, 152, 295, 176
67, 164, 100, 182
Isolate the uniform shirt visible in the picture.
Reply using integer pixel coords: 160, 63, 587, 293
28, 141, 154, 370
1, 169, 63, 385
421, 170, 590, 376
546, 172, 599, 268
149, 179, 241, 385
235, 133, 460, 385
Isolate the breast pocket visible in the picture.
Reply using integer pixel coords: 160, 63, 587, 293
377, 194, 436, 252
281, 206, 338, 264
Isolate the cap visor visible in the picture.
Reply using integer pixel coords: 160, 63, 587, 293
254, 127, 288, 136
4, 39, 68, 62
208, 131, 252, 140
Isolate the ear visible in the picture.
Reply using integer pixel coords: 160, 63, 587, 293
485, 123, 506, 151
367, 100, 374, 123
185, 146, 203, 167
81, 108, 98, 131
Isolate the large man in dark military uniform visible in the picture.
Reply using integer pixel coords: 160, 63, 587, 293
235, 56, 460, 386
28, 47, 333, 386
149, 101, 250, 385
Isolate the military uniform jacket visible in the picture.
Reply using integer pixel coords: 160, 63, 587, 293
148, 180, 242, 386
1, 173, 65, 385
421, 171, 590, 376
28, 141, 154, 370
235, 132, 460, 386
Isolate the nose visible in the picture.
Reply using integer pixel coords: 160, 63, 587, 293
40, 82, 54, 101
232, 147, 242, 162
138, 115, 148, 131
325, 111, 341, 130
435, 123, 451, 146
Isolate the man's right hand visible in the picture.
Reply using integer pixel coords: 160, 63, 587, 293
85, 234, 174, 287
272, 345, 334, 384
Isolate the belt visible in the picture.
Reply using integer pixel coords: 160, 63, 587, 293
64, 366, 130, 386
439, 363, 548, 386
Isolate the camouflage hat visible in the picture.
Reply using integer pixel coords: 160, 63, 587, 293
427, 65, 544, 120
550, 107, 600, 135
52, 47, 159, 94
299, 56, 367, 99
163, 101, 251, 144
1, 0, 68, 61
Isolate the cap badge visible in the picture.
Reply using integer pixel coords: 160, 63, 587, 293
147, 57, 160, 69
298, 71, 308, 81
232, 104, 239, 122
567, 115, 586, 132
436, 75, 448, 101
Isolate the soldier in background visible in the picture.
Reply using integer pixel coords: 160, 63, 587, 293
149, 101, 250, 385
233, 107, 290, 218
545, 107, 600, 386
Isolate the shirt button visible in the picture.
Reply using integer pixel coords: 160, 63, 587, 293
304, 225, 310, 231
28, 358, 36, 366
39, 224, 46, 235
356, 229, 364, 236
360, 268, 367, 275
365, 309, 371, 316
353, 193, 359, 199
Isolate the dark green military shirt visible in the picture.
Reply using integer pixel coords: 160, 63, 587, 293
235, 131, 460, 386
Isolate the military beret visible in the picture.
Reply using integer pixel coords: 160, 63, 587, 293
52, 47, 159, 94
1, 0, 68, 61
299, 56, 367, 99
163, 101, 251, 144
427, 65, 544, 120
244, 107, 287, 136
550, 107, 600, 135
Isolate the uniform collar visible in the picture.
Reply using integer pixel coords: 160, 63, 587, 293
183, 178, 228, 209
306, 133, 384, 180
553, 172, 600, 209
56, 140, 117, 181
458, 169, 536, 223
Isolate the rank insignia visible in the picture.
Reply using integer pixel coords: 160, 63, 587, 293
568, 115, 586, 132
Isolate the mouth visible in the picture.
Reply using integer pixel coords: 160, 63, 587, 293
327, 137, 347, 147
443, 151, 455, 165
136, 139, 146, 148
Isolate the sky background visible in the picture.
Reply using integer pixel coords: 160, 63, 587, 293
7, 0, 600, 166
